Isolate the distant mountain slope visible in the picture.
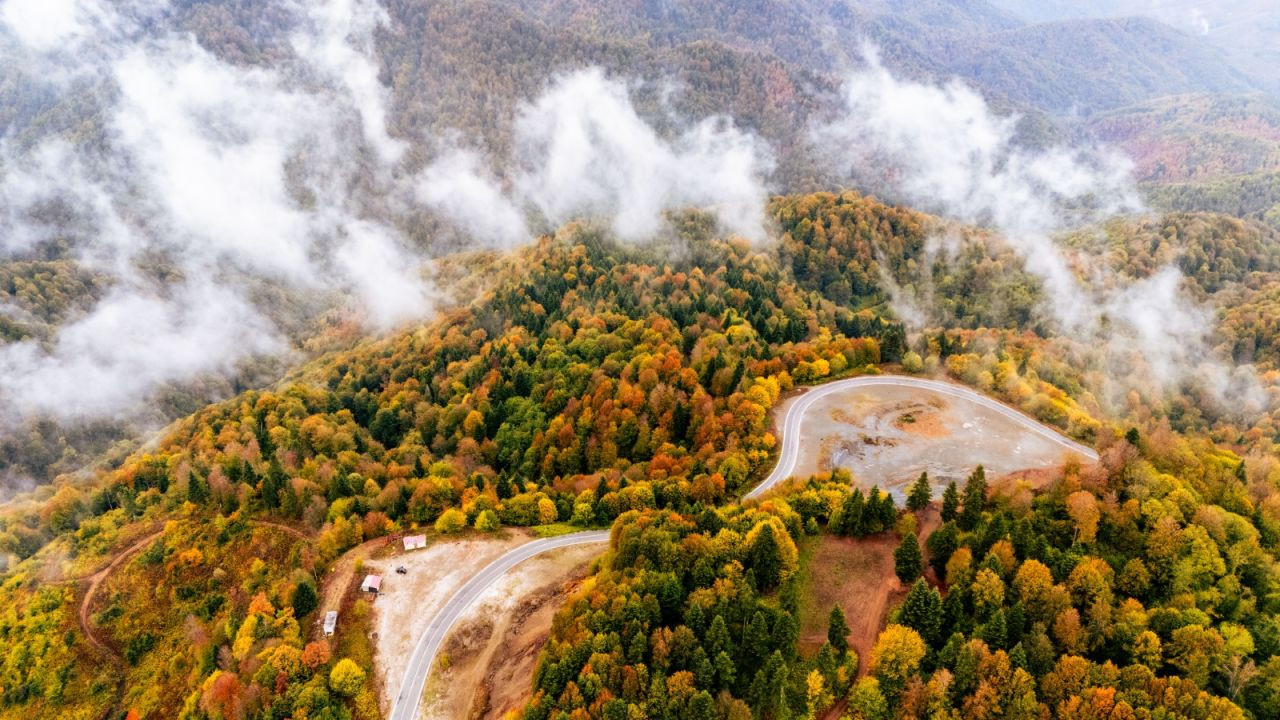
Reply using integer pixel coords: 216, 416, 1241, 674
1089, 93, 1280, 183
945, 17, 1255, 113
990, 0, 1280, 94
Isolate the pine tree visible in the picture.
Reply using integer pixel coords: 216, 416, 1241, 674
960, 466, 987, 530
907, 472, 932, 512
1009, 642, 1029, 670
707, 614, 732, 658
291, 582, 318, 617
980, 608, 1008, 650
828, 606, 851, 657
187, 470, 209, 505
714, 651, 737, 690
774, 612, 799, 660
496, 475, 514, 500
751, 652, 790, 719
744, 611, 771, 667
926, 522, 958, 578
262, 457, 286, 509
941, 481, 960, 522
839, 488, 866, 536
899, 579, 943, 645
748, 524, 783, 591
894, 533, 923, 584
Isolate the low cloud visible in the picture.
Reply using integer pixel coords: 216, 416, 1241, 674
511, 68, 773, 244
0, 0, 777, 435
815, 46, 1264, 414
420, 69, 775, 247
0, 0, 427, 425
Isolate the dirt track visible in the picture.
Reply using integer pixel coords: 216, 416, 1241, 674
800, 507, 941, 674
77, 526, 165, 657
78, 519, 310, 659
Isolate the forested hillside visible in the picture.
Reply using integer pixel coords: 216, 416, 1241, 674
1, 0, 1273, 494
5, 2, 1280, 718
5, 191, 1280, 718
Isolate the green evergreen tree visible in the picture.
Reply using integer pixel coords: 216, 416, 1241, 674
980, 608, 1008, 650
839, 488, 866, 535
899, 579, 942, 645
261, 457, 286, 509
894, 533, 923, 583
959, 466, 987, 530
707, 614, 732, 657
751, 651, 790, 720
688, 691, 716, 720
1009, 642, 1029, 670
692, 646, 715, 688
187, 470, 209, 505
907, 472, 932, 512
291, 581, 318, 617
714, 651, 737, 690
926, 522, 959, 578
941, 481, 960, 522
773, 612, 799, 660
745, 611, 771, 666
828, 606, 851, 657
748, 523, 783, 591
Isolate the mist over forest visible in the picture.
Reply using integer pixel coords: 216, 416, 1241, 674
5, 3, 1280, 720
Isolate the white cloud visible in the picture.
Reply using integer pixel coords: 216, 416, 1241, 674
0, 280, 282, 418
0, 0, 102, 51
0, 0, 434, 423
416, 148, 528, 248
512, 68, 774, 244
290, 0, 405, 165
813, 46, 1140, 332
815, 45, 1262, 411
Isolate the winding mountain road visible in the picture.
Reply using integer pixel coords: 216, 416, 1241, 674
387, 530, 611, 720
387, 375, 1096, 718
744, 374, 1098, 500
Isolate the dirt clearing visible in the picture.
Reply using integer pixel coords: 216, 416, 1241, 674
364, 532, 532, 715
798, 508, 941, 674
781, 382, 1089, 500
420, 541, 601, 720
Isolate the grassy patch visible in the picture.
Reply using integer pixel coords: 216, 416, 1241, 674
529, 522, 581, 538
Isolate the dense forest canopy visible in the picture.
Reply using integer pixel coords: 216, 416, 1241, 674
3, 2, 1280, 720
3, 192, 1280, 719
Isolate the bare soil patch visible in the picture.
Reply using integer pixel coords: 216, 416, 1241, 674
785, 383, 1088, 500
420, 541, 601, 720
364, 531, 533, 716
799, 508, 941, 675
895, 404, 948, 438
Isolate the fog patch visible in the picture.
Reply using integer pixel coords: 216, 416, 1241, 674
814, 46, 1266, 415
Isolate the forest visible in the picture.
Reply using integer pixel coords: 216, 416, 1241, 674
3, 191, 1280, 720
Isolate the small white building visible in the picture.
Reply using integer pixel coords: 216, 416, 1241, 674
323, 610, 338, 636
361, 574, 382, 594
403, 534, 427, 551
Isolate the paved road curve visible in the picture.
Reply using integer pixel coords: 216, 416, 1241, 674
388, 530, 611, 720
744, 374, 1099, 501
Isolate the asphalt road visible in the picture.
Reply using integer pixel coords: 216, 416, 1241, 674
387, 529, 611, 720
744, 374, 1099, 500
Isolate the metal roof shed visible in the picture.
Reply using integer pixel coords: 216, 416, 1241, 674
361, 574, 382, 594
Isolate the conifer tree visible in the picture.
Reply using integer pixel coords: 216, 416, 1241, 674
828, 606, 851, 657
960, 466, 987, 530
895, 533, 923, 583
899, 579, 943, 645
941, 481, 960, 522
907, 472, 932, 512
187, 469, 209, 505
